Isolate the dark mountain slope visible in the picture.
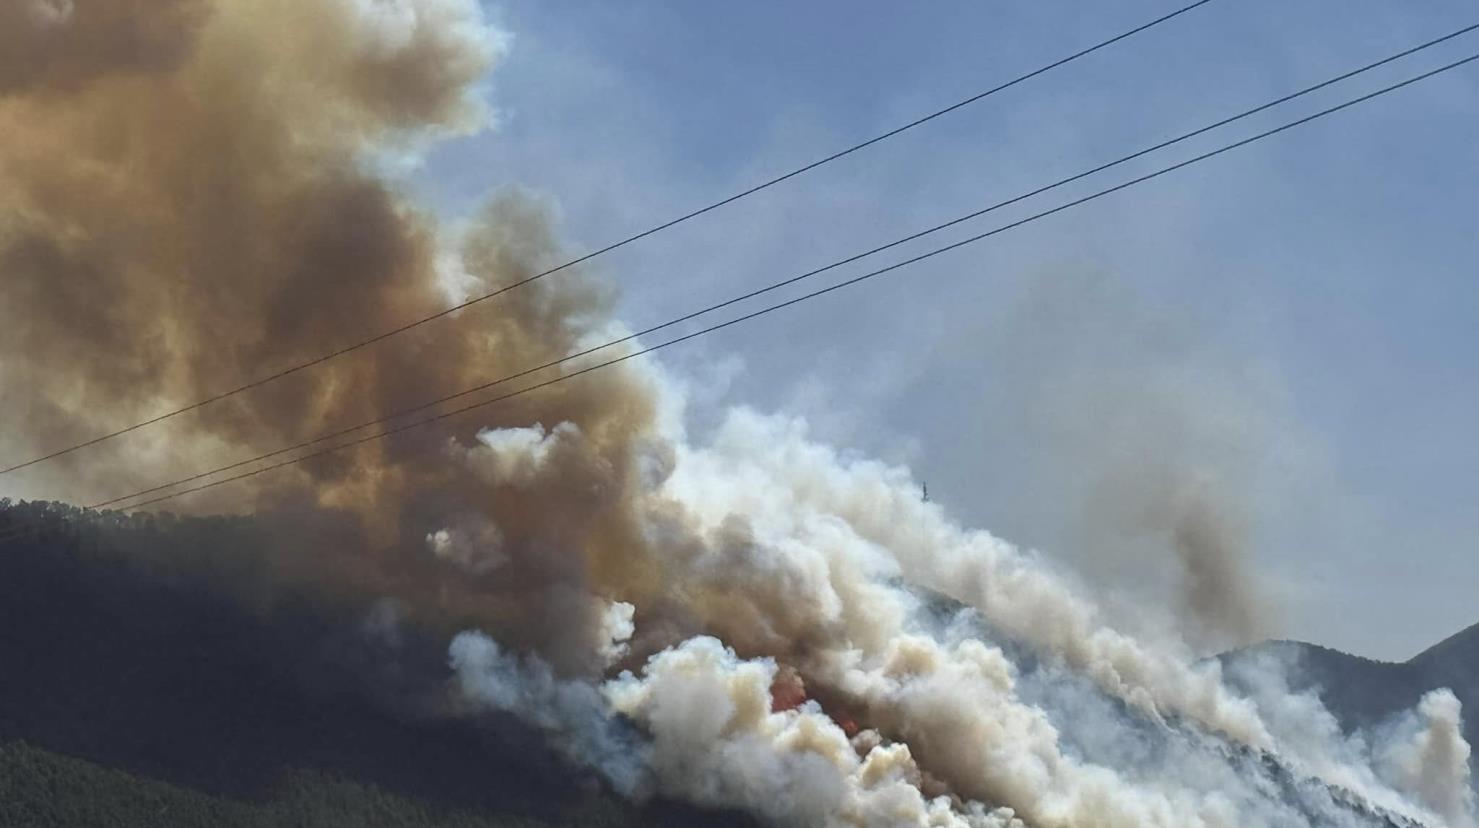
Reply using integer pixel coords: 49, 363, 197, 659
1224, 627, 1479, 755
1410, 622, 1479, 706
0, 500, 751, 828
0, 740, 572, 828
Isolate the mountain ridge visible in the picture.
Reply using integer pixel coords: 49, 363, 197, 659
1222, 625, 1479, 758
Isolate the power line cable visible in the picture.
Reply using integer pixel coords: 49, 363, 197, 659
0, 0, 1218, 478
83, 22, 1479, 513
18, 46, 1467, 533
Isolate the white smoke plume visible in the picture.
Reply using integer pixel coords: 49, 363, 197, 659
449, 629, 648, 798
1379, 690, 1476, 828
1, 2, 1472, 827
605, 636, 1024, 828
597, 600, 637, 666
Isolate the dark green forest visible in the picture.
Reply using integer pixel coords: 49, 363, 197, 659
0, 740, 632, 828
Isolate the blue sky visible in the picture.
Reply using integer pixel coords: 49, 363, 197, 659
418, 0, 1478, 660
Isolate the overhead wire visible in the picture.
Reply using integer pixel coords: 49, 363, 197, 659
0, 0, 1221, 478
3, 44, 1463, 538
77, 21, 1479, 513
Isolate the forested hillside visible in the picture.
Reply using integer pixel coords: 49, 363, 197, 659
0, 740, 627, 828
0, 501, 750, 828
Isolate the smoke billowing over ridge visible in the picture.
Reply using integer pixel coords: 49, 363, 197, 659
0, 2, 1471, 826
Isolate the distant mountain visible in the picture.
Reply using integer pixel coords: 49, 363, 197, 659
1222, 625, 1479, 757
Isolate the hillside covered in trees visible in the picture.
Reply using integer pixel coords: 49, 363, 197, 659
0, 500, 751, 828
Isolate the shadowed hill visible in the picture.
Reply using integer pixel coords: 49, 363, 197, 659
1223, 627, 1479, 760
0, 741, 605, 828
0, 500, 753, 828
1410, 623, 1479, 704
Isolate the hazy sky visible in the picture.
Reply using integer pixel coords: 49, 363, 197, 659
416, 0, 1478, 661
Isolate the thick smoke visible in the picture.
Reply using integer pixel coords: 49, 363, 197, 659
605, 636, 1024, 828
0, 0, 203, 95
1, 2, 1472, 827
0, 0, 654, 675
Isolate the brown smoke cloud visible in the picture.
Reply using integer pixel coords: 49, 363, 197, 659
0, 0, 203, 95
0, 0, 659, 675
